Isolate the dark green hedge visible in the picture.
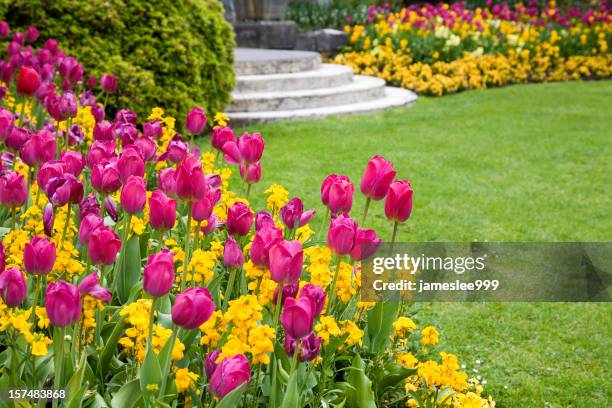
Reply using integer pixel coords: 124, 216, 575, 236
1, 0, 235, 122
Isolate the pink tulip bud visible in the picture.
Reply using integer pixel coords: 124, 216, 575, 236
250, 226, 283, 268
120, 176, 146, 214
0, 22, 9, 38
171, 287, 215, 329
78, 272, 112, 303
143, 249, 175, 298
205, 350, 221, 378
360, 155, 396, 201
255, 211, 275, 231
223, 236, 244, 269
78, 213, 104, 246
45, 281, 81, 327
237, 132, 264, 164
185, 106, 207, 135
350, 228, 382, 260
269, 240, 303, 284
273, 281, 298, 305
100, 73, 117, 93
321, 174, 351, 208
281, 297, 315, 339
79, 194, 100, 220
87, 140, 116, 167
60, 150, 85, 177
298, 284, 326, 317
175, 156, 207, 202
149, 190, 177, 231
16, 65, 40, 95
58, 57, 83, 83
384, 180, 413, 223
226, 202, 253, 236
281, 197, 303, 230
105, 195, 119, 222
157, 168, 177, 197
211, 126, 234, 151
0, 170, 27, 208
93, 120, 115, 141
46, 91, 77, 121
117, 146, 145, 183
143, 120, 163, 139
91, 104, 105, 122
0, 107, 14, 141
91, 160, 121, 194
23, 236, 56, 275
26, 26, 39, 43
0, 267, 27, 307
210, 354, 251, 399
239, 161, 261, 184
87, 75, 96, 90
191, 188, 221, 222
88, 226, 121, 265
328, 176, 354, 214
43, 203, 54, 237
327, 213, 357, 256
19, 129, 56, 167
284, 332, 322, 362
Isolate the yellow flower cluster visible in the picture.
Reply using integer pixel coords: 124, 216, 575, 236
175, 368, 199, 393
0, 301, 53, 356
264, 184, 289, 215
118, 300, 184, 363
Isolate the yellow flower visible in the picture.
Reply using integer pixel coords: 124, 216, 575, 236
393, 317, 417, 337
315, 315, 341, 345
247, 325, 275, 364
397, 352, 418, 369
340, 320, 364, 347
175, 368, 199, 393
264, 184, 289, 214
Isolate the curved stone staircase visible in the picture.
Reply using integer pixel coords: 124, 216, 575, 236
227, 48, 417, 125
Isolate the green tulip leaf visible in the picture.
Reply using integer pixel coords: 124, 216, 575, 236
139, 346, 162, 394
346, 353, 377, 408
216, 383, 247, 408
111, 379, 142, 408
280, 370, 299, 408
97, 318, 127, 376
117, 234, 141, 304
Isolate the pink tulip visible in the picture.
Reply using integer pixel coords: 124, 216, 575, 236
16, 65, 40, 96
143, 120, 163, 139
58, 57, 83, 84
60, 150, 85, 177
78, 194, 100, 220
149, 190, 177, 231
384, 180, 413, 223
175, 155, 207, 202
117, 146, 145, 183
0, 107, 14, 141
78, 272, 112, 303
86, 140, 116, 167
239, 161, 262, 184
78, 213, 104, 246
327, 213, 357, 256
226, 202, 253, 236
115, 109, 137, 125
163, 138, 189, 164
280, 197, 316, 230
23, 236, 56, 275
211, 126, 234, 151
171, 287, 215, 329
284, 332, 322, 362
45, 281, 81, 327
269, 240, 303, 284
255, 211, 275, 231
360, 155, 396, 201
210, 354, 251, 399
37, 160, 66, 193
143, 249, 175, 298
100, 74, 118, 93
281, 297, 315, 339
6, 127, 30, 151
350, 228, 382, 260
250, 226, 283, 267
223, 236, 244, 269
26, 26, 39, 42
93, 120, 115, 141
91, 160, 121, 194
43, 203, 54, 236
46, 91, 77, 121
205, 350, 221, 378
115, 123, 138, 146
191, 189, 221, 222
120, 176, 146, 214
134, 136, 157, 162
157, 168, 177, 196
104, 196, 119, 222
45, 173, 83, 206
321, 174, 353, 214
0, 170, 27, 208
0, 267, 27, 307
201, 214, 222, 235
299, 284, 326, 317
88, 226, 121, 265
273, 282, 298, 306
185, 106, 207, 135
19, 129, 56, 166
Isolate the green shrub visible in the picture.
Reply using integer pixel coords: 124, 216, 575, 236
0, 0, 236, 123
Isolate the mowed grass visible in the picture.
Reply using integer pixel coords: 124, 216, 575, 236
226, 81, 612, 407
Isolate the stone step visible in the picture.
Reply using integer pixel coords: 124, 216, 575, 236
234, 48, 321, 76
228, 75, 386, 112
228, 87, 417, 125
235, 64, 354, 93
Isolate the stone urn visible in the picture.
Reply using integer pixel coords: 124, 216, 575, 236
235, 0, 289, 21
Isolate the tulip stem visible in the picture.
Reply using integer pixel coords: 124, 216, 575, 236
180, 204, 193, 291
158, 327, 180, 399
390, 221, 399, 251
222, 268, 238, 312
17, 97, 26, 127
11, 207, 16, 230
318, 207, 329, 241
53, 326, 66, 408
290, 342, 301, 375
361, 198, 371, 227
146, 297, 158, 352
30, 275, 42, 326
59, 204, 72, 252
327, 256, 342, 315
246, 182, 252, 200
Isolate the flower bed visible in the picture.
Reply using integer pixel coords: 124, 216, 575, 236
0, 23, 495, 407
333, 1, 611, 95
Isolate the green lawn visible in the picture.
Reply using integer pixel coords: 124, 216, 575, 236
229, 81, 612, 407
